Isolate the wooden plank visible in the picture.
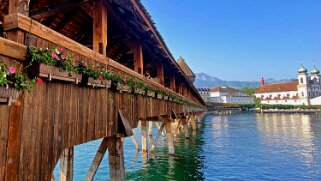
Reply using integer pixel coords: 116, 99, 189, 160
130, 135, 140, 150
93, 0, 107, 55
85, 138, 108, 181
0, 37, 27, 61
5, 96, 23, 181
133, 42, 143, 74
0, 106, 10, 181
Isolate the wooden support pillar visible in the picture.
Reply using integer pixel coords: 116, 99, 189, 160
130, 135, 140, 151
60, 147, 74, 181
93, 0, 107, 55
85, 138, 109, 181
148, 121, 153, 136
182, 118, 190, 139
157, 62, 164, 85
134, 42, 143, 74
170, 75, 176, 91
150, 121, 166, 151
191, 115, 196, 130
141, 120, 148, 153
108, 136, 125, 181
165, 121, 175, 155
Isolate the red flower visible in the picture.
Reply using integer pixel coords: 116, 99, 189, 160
91, 65, 95, 70
97, 67, 101, 72
117, 71, 121, 76
37, 77, 43, 85
72, 61, 76, 67
61, 55, 65, 60
99, 76, 103, 81
59, 47, 65, 52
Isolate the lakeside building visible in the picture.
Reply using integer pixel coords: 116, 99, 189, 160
197, 86, 254, 104
254, 64, 321, 105
197, 88, 210, 102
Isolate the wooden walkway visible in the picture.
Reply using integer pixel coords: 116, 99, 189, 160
0, 0, 205, 180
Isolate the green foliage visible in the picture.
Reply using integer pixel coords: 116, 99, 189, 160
242, 87, 256, 96
0, 61, 36, 91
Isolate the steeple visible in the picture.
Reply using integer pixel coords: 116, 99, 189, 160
298, 63, 308, 74
260, 77, 265, 86
311, 64, 320, 75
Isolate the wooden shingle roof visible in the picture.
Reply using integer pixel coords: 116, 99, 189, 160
177, 57, 196, 78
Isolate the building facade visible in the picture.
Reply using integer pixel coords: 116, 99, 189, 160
208, 87, 254, 104
197, 88, 210, 102
254, 65, 321, 105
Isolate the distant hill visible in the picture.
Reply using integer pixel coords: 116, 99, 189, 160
194, 73, 295, 89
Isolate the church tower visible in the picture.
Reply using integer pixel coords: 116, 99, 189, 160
297, 64, 309, 105
310, 65, 320, 84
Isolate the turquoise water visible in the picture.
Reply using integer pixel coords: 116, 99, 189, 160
54, 113, 321, 180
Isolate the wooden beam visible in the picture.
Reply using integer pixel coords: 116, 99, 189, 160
0, 37, 27, 61
9, 0, 30, 15
157, 62, 164, 85
150, 121, 166, 151
93, 0, 107, 55
108, 136, 125, 181
133, 42, 143, 74
60, 147, 74, 181
165, 121, 175, 155
169, 74, 176, 91
85, 138, 108, 181
130, 135, 140, 150
141, 120, 148, 153
30, 0, 89, 19
148, 121, 153, 136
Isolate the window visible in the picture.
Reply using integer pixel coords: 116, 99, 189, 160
300, 78, 304, 83
302, 92, 304, 97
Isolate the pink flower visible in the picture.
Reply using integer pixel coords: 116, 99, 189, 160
83, 62, 88, 67
72, 61, 76, 67
99, 76, 103, 81
9, 66, 16, 74
97, 67, 101, 72
51, 52, 57, 58
61, 55, 65, 60
91, 65, 95, 70
59, 47, 65, 52
37, 78, 43, 85
76, 56, 80, 61
123, 77, 127, 84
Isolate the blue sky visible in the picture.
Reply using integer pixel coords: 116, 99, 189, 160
142, 0, 321, 81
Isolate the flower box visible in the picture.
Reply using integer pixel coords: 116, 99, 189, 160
0, 86, 19, 105
87, 77, 111, 88
117, 83, 132, 93
28, 63, 81, 84
163, 95, 168, 100
135, 88, 145, 95
156, 94, 163, 99
146, 90, 155, 97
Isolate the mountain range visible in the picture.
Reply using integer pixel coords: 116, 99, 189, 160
194, 73, 295, 90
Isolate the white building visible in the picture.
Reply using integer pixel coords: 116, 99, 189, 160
254, 64, 321, 105
208, 87, 254, 104
197, 88, 210, 102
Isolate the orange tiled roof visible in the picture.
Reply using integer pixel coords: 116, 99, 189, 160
255, 81, 298, 94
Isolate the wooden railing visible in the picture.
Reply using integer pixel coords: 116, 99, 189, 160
2, 13, 204, 107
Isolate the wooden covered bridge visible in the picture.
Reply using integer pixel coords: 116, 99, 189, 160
0, 0, 206, 180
